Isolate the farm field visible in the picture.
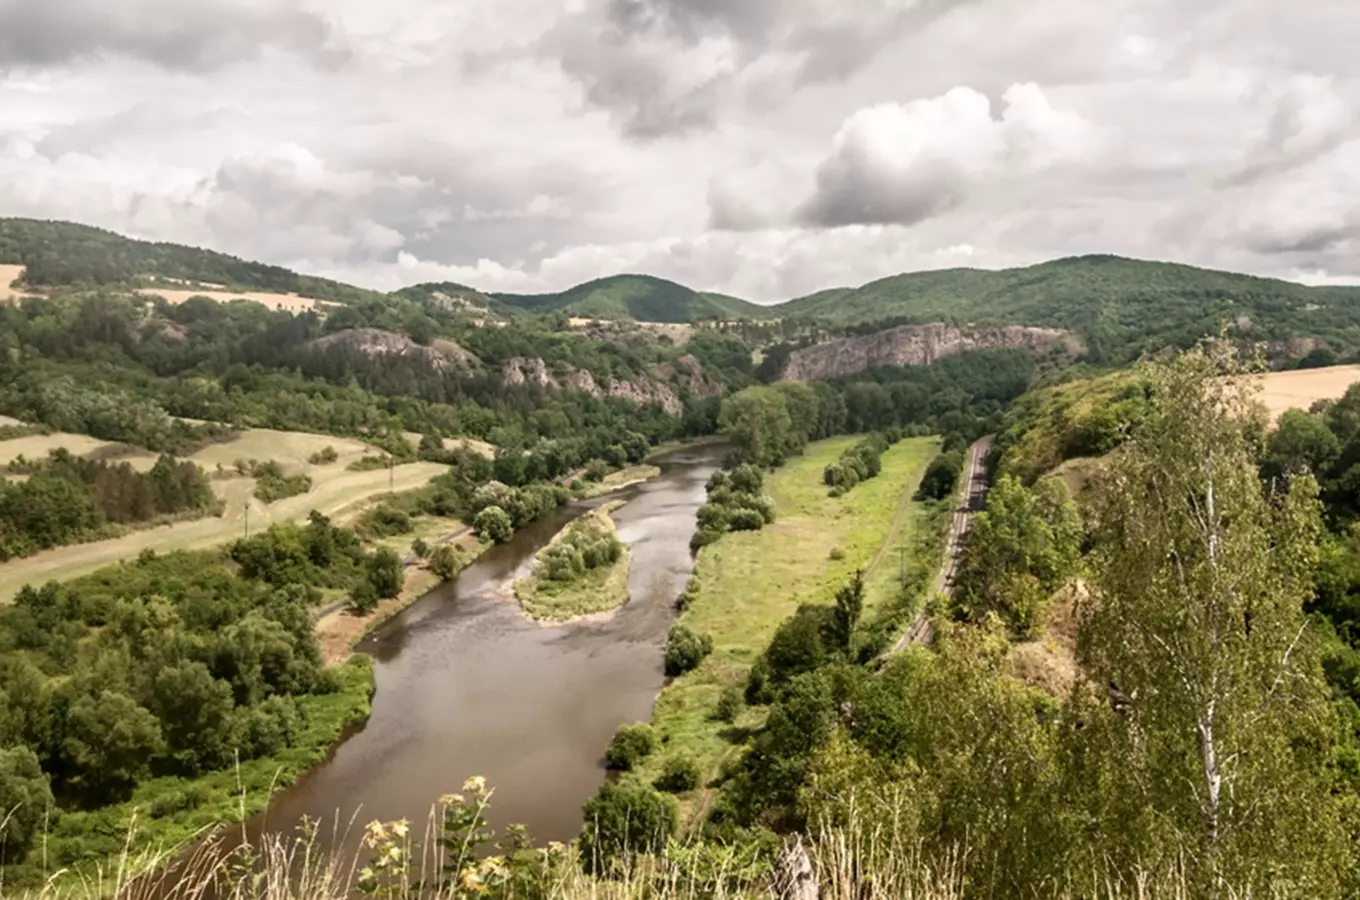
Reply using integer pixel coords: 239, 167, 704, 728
0, 426, 447, 600
137, 286, 335, 312
640, 436, 937, 808
0, 264, 35, 302
400, 432, 497, 458
1255, 365, 1360, 421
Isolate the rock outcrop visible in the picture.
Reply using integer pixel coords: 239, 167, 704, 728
779, 323, 1083, 382
306, 328, 480, 372
501, 357, 688, 416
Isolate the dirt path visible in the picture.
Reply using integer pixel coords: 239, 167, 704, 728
890, 436, 992, 654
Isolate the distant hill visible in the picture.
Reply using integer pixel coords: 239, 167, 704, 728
493, 274, 770, 323
0, 218, 383, 304
778, 255, 1360, 363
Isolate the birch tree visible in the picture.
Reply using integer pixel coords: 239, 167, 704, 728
1077, 345, 1349, 893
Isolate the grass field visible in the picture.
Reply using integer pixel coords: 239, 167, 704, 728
514, 501, 631, 622
638, 436, 937, 812
0, 427, 447, 601
0, 430, 127, 466
0, 264, 30, 302
1255, 365, 1360, 421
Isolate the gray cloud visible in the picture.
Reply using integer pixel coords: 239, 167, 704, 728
0, 0, 352, 71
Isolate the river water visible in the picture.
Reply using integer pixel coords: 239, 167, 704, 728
250, 442, 723, 851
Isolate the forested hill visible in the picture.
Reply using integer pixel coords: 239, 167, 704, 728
778, 255, 1360, 363
0, 218, 383, 303
492, 274, 770, 323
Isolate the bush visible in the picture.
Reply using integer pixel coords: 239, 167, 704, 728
604, 723, 656, 771
918, 450, 965, 500
690, 528, 723, 552
715, 685, 743, 723
348, 579, 379, 615
474, 505, 515, 543
579, 780, 677, 875
654, 752, 702, 793
829, 546, 845, 561
727, 507, 765, 531
365, 547, 404, 599
664, 624, 714, 676
585, 459, 610, 482
411, 538, 429, 559
428, 543, 464, 580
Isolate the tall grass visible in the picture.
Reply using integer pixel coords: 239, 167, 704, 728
1, 801, 1274, 900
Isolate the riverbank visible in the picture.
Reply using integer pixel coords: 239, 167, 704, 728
574, 464, 661, 499
514, 500, 631, 623
636, 436, 939, 818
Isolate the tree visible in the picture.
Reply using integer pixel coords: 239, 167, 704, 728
148, 661, 236, 774
831, 572, 865, 654
719, 387, 793, 467
428, 543, 463, 580
604, 723, 655, 771
918, 450, 964, 500
664, 624, 713, 676
474, 505, 514, 544
60, 690, 163, 803
411, 538, 430, 559
579, 780, 677, 875
654, 752, 701, 792
1077, 345, 1349, 892
0, 746, 52, 862
1264, 409, 1339, 480
365, 547, 404, 599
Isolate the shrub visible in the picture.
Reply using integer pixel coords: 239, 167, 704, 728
474, 505, 514, 543
604, 723, 656, 771
690, 528, 723, 552
715, 685, 743, 723
829, 546, 845, 561
411, 538, 430, 559
579, 780, 677, 875
654, 752, 702, 793
918, 450, 965, 500
348, 580, 379, 615
727, 508, 765, 531
664, 624, 713, 676
365, 547, 404, 599
585, 459, 610, 482
428, 543, 464, 580
308, 446, 339, 465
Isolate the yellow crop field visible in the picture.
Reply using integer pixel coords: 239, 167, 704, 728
1255, 366, 1360, 422
137, 287, 334, 313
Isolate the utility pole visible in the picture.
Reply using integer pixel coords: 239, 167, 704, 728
243, 502, 250, 539
389, 454, 395, 494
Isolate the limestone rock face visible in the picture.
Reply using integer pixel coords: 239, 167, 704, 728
306, 328, 480, 372
501, 357, 687, 416
780, 323, 1083, 382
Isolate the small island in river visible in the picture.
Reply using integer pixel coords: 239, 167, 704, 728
514, 500, 632, 622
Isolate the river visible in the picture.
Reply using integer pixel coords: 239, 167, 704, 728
250, 441, 723, 852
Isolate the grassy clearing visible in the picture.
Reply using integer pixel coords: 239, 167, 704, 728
2, 657, 375, 892
574, 464, 661, 499
514, 501, 632, 622
136, 287, 334, 312
640, 436, 937, 810
0, 431, 130, 466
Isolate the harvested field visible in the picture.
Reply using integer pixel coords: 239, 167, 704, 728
0, 431, 128, 466
400, 433, 496, 458
0, 265, 35, 302
137, 287, 335, 313
1254, 365, 1360, 421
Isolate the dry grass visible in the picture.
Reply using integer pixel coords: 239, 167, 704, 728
0, 264, 35, 302
399, 434, 497, 459
0, 429, 446, 601
1005, 586, 1081, 701
0, 432, 128, 467
1253, 365, 1360, 422
136, 287, 334, 313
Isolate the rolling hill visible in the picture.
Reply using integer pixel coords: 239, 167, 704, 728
493, 274, 771, 323
778, 255, 1360, 363
0, 218, 384, 304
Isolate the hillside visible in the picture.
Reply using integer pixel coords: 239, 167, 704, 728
778, 255, 1360, 363
0, 218, 383, 304
494, 274, 770, 323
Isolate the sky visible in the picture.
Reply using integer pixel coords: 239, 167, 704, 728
0, 0, 1356, 303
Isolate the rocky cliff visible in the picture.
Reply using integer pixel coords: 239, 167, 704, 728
501, 357, 693, 416
779, 323, 1083, 382
306, 328, 480, 372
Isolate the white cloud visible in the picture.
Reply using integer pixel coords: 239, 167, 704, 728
0, 0, 1358, 305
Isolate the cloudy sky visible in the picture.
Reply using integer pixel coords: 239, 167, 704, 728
0, 0, 1356, 302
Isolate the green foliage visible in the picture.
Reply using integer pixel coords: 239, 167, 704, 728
427, 543, 465, 581
604, 723, 656, 771
473, 505, 514, 544
715, 685, 743, 723
0, 450, 215, 561
411, 538, 430, 559
692, 465, 775, 546
364, 547, 405, 599
494, 274, 767, 323
539, 518, 621, 582
252, 470, 312, 503
308, 445, 339, 465
918, 448, 965, 500
664, 624, 714, 676
823, 433, 890, 495
654, 751, 702, 793
952, 475, 1082, 637
0, 746, 52, 861
579, 779, 678, 875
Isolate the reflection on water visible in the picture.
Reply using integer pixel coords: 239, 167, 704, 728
251, 443, 723, 850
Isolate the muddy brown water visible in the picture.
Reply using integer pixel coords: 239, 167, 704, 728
246, 442, 724, 854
